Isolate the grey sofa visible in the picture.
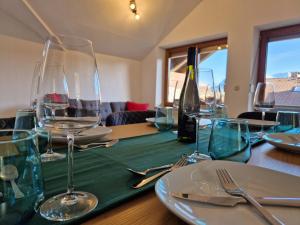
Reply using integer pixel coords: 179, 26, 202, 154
98, 102, 155, 126
0, 101, 155, 129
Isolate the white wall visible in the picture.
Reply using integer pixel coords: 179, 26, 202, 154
0, 34, 141, 117
0, 35, 42, 117
96, 53, 141, 103
141, 0, 300, 117
141, 47, 165, 108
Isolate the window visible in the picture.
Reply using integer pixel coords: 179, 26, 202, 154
164, 38, 228, 106
257, 24, 300, 109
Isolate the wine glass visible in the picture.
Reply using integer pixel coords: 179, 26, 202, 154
37, 35, 101, 221
31, 63, 66, 162
215, 83, 225, 106
198, 68, 216, 114
215, 83, 228, 118
186, 68, 214, 163
172, 81, 180, 109
30, 62, 41, 110
253, 82, 275, 133
172, 81, 180, 134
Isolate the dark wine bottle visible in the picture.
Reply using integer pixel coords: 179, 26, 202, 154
177, 47, 200, 143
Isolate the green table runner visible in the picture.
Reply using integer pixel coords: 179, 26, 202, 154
28, 132, 195, 224
28, 130, 249, 225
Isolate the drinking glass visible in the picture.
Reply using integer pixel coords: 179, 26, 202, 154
208, 119, 250, 161
155, 107, 173, 131
253, 82, 275, 132
14, 109, 36, 130
30, 63, 66, 162
276, 111, 300, 132
37, 35, 101, 221
0, 129, 44, 225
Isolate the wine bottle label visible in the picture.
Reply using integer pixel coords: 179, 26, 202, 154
188, 65, 194, 80
178, 113, 196, 142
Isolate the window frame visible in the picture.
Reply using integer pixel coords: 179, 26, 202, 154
164, 38, 227, 106
257, 24, 300, 83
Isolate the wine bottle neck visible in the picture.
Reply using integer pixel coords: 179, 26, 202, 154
187, 47, 196, 66
188, 65, 195, 80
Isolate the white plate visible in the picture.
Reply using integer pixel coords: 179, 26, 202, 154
146, 117, 178, 126
49, 126, 112, 143
263, 133, 300, 153
146, 118, 211, 127
238, 119, 279, 127
155, 160, 300, 225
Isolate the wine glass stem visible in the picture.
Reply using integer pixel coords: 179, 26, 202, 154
46, 130, 53, 154
67, 133, 75, 194
261, 111, 265, 132
195, 116, 200, 154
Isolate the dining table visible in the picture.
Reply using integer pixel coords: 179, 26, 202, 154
75, 122, 300, 225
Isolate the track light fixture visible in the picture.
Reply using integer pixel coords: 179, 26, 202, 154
129, 0, 140, 20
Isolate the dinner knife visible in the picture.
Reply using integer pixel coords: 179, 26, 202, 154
171, 192, 300, 207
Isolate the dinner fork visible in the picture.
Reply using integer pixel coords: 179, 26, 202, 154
132, 156, 187, 189
216, 168, 284, 225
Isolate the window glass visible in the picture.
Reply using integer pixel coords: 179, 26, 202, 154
167, 45, 228, 103
199, 47, 228, 99
265, 37, 300, 107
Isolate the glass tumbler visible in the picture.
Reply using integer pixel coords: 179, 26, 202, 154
155, 107, 174, 131
0, 129, 44, 225
208, 119, 250, 160
276, 111, 300, 132
14, 109, 36, 130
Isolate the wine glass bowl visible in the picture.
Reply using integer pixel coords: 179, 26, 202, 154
37, 35, 101, 221
253, 82, 275, 133
215, 83, 225, 106
253, 82, 275, 112
198, 68, 216, 113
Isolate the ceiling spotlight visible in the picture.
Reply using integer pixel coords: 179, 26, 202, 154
129, 0, 140, 20
135, 14, 140, 20
129, 0, 136, 10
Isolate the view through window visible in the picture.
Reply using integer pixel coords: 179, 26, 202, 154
166, 40, 228, 105
265, 38, 300, 108
258, 24, 300, 109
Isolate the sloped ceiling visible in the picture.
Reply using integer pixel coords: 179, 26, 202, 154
0, 0, 201, 59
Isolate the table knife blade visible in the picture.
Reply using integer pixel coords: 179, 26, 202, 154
171, 192, 300, 207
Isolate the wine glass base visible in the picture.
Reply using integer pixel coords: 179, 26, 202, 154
40, 191, 98, 221
187, 152, 211, 164
250, 131, 265, 140
41, 152, 66, 162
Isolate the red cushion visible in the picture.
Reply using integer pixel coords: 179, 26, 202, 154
127, 101, 149, 111
46, 93, 66, 103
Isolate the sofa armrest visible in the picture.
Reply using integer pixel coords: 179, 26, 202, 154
0, 117, 16, 129
106, 110, 155, 126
